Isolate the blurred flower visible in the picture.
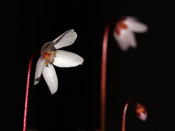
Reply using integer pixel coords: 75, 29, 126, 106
113, 16, 148, 51
135, 103, 147, 121
34, 29, 84, 94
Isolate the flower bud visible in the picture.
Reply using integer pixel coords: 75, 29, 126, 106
135, 103, 147, 121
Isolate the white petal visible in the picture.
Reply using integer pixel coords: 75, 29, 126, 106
136, 103, 147, 121
138, 112, 147, 121
125, 17, 148, 33
113, 30, 136, 51
34, 58, 44, 85
53, 50, 84, 68
42, 64, 58, 95
53, 29, 77, 49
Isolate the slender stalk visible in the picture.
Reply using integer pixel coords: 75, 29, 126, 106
101, 24, 110, 131
122, 100, 132, 131
23, 52, 38, 131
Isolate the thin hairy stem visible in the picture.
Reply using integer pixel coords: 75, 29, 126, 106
23, 52, 38, 131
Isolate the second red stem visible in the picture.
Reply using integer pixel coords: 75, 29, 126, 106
122, 99, 137, 131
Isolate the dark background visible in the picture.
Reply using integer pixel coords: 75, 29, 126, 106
15, 0, 175, 131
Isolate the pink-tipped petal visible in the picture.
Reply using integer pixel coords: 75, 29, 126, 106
42, 64, 58, 95
113, 30, 136, 51
125, 17, 148, 33
138, 112, 147, 121
136, 103, 147, 121
53, 50, 84, 68
34, 58, 44, 85
53, 29, 77, 49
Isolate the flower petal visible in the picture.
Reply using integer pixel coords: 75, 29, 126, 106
136, 103, 147, 121
42, 64, 58, 95
138, 112, 147, 121
113, 30, 136, 51
53, 50, 84, 68
125, 17, 148, 33
34, 58, 44, 85
53, 29, 77, 49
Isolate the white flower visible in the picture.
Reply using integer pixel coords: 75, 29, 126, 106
113, 16, 148, 51
34, 29, 84, 95
135, 103, 147, 121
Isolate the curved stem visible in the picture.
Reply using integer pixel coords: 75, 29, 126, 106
23, 52, 38, 131
101, 24, 110, 131
122, 99, 137, 131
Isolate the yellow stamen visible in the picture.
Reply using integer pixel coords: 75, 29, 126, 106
43, 51, 56, 66
53, 51, 56, 56
48, 51, 52, 54
45, 61, 49, 66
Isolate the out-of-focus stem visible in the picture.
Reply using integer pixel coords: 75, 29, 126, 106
101, 24, 110, 131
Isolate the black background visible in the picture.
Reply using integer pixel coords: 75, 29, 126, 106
15, 0, 175, 131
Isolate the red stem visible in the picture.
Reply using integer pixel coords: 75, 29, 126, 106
122, 99, 137, 131
23, 52, 38, 131
101, 24, 110, 131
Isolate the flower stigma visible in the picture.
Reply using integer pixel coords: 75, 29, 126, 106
43, 51, 56, 66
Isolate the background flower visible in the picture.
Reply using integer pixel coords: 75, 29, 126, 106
113, 16, 148, 51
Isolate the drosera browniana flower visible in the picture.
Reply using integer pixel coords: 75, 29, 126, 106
113, 16, 148, 51
34, 29, 84, 95
135, 103, 147, 121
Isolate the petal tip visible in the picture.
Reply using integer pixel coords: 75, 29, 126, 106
143, 25, 148, 32
34, 77, 41, 85
124, 16, 148, 33
50, 90, 57, 95
34, 81, 38, 85
139, 112, 147, 121
49, 84, 58, 95
79, 57, 84, 65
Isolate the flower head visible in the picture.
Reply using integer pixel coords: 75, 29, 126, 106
34, 29, 84, 94
113, 16, 148, 51
135, 103, 147, 121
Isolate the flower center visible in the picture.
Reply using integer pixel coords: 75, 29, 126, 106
43, 51, 56, 66
136, 104, 146, 116
115, 18, 128, 35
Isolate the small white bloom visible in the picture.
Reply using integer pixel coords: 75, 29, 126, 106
34, 29, 84, 95
135, 103, 147, 121
113, 16, 148, 51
